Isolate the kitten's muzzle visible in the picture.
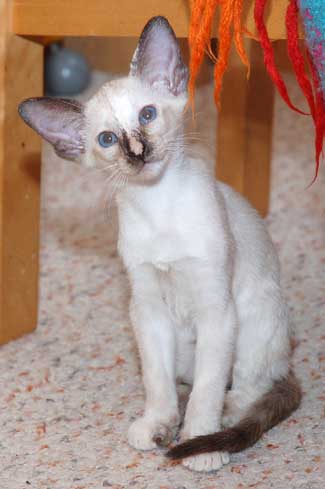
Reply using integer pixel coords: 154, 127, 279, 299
120, 131, 152, 166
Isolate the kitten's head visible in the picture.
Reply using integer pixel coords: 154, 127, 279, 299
18, 16, 188, 184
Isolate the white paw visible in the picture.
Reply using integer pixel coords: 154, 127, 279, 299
128, 416, 178, 451
182, 451, 230, 472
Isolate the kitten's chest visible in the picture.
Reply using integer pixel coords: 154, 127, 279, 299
119, 218, 191, 269
117, 172, 218, 270
118, 200, 207, 269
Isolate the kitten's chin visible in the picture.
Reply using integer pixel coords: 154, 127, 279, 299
132, 160, 166, 184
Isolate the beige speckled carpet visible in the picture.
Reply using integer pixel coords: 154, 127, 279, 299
0, 71, 324, 489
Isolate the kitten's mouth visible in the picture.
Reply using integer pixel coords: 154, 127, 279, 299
139, 159, 160, 171
130, 158, 164, 181
129, 155, 158, 170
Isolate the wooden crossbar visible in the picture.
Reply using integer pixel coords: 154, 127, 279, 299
10, 0, 289, 39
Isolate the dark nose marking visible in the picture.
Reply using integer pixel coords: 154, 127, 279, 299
120, 130, 152, 164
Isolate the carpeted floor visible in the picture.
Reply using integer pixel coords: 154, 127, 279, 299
0, 71, 324, 489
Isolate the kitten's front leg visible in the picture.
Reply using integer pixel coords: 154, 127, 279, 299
128, 265, 179, 451
181, 269, 236, 471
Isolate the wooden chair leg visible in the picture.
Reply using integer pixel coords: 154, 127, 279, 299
0, 13, 43, 344
216, 41, 275, 217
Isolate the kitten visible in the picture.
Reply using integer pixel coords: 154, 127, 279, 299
18, 16, 301, 473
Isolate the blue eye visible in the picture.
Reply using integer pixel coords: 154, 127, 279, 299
98, 131, 118, 148
139, 105, 157, 125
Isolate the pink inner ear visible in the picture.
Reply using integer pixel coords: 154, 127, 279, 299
19, 97, 85, 160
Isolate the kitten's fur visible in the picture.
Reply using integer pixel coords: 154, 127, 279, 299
19, 16, 301, 473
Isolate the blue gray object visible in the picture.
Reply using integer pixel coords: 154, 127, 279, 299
45, 43, 91, 96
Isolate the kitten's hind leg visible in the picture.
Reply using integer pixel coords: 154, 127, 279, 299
222, 385, 266, 427
223, 297, 291, 428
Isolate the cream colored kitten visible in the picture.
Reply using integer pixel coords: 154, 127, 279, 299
18, 16, 301, 473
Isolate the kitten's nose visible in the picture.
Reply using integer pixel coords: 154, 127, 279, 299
129, 135, 144, 157
121, 131, 151, 164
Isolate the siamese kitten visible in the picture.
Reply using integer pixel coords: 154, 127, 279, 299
18, 16, 301, 473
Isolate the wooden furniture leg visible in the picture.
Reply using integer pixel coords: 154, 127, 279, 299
0, 3, 43, 344
216, 41, 275, 217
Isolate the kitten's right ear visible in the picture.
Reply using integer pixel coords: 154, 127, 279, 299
18, 97, 85, 161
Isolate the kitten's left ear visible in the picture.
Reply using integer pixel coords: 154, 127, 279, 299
130, 16, 188, 96
18, 97, 85, 161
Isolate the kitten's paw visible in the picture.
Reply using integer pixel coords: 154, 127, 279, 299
128, 416, 178, 451
182, 452, 230, 473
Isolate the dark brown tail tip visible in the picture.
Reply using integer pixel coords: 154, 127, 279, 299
166, 446, 184, 459
166, 433, 223, 459
167, 440, 200, 459
167, 372, 302, 460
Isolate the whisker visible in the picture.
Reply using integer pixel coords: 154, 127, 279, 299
79, 162, 120, 181
105, 170, 126, 218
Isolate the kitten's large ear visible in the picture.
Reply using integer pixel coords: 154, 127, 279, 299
129, 16, 188, 96
18, 97, 85, 160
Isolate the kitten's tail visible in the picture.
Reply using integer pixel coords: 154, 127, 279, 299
167, 371, 301, 459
